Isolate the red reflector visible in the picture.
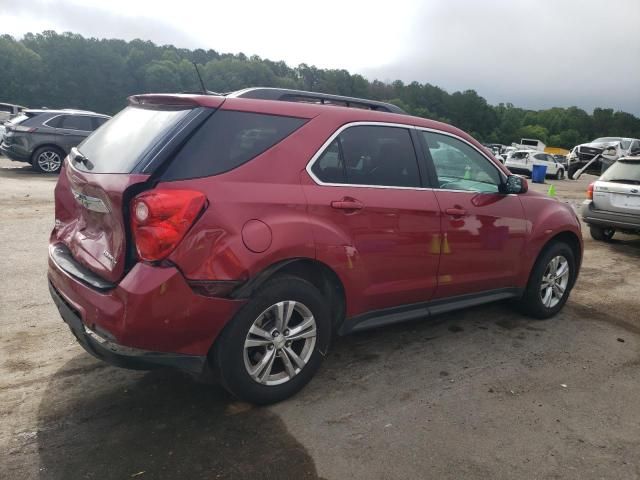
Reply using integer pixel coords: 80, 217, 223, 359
131, 189, 206, 261
586, 182, 594, 200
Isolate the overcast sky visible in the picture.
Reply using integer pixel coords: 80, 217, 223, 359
2, 0, 639, 114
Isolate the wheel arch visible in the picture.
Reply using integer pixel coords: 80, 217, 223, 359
231, 257, 347, 329
30, 143, 66, 163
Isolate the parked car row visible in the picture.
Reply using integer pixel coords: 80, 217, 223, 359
0, 104, 110, 173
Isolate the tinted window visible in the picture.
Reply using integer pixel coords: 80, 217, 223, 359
423, 131, 502, 193
314, 125, 420, 188
163, 111, 306, 180
45, 115, 64, 128
60, 115, 94, 131
77, 106, 192, 173
92, 116, 109, 129
311, 139, 346, 183
0, 105, 12, 113
533, 153, 547, 161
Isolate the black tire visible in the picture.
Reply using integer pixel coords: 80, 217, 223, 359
589, 226, 615, 242
212, 275, 331, 405
516, 241, 576, 319
556, 169, 564, 180
32, 146, 64, 173
568, 164, 579, 180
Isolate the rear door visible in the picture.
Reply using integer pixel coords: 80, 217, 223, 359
303, 124, 441, 315
51, 104, 203, 282
594, 159, 640, 215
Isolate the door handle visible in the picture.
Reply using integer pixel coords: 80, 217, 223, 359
331, 199, 364, 210
445, 207, 467, 217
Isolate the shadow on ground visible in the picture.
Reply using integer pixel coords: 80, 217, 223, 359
37, 357, 320, 480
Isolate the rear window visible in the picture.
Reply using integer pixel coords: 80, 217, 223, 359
600, 160, 640, 183
77, 106, 192, 173
161, 111, 307, 180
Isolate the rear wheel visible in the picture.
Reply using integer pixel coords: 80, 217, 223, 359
516, 241, 576, 319
589, 226, 615, 242
32, 146, 64, 173
212, 275, 331, 405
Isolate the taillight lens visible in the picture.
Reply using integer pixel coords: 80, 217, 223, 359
586, 182, 594, 200
11, 125, 37, 133
131, 189, 206, 262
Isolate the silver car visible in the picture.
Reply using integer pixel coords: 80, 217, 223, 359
582, 155, 640, 241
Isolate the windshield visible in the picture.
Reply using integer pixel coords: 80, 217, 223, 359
592, 137, 622, 144
600, 160, 640, 183
77, 105, 193, 173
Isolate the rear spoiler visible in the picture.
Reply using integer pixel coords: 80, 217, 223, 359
128, 94, 225, 109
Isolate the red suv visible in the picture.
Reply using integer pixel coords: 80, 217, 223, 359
48, 88, 582, 404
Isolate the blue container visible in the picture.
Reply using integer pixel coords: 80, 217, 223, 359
531, 164, 548, 183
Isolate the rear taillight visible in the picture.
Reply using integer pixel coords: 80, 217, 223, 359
10, 125, 37, 133
131, 189, 206, 262
586, 182, 594, 200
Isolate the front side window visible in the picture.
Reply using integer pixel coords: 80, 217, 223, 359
311, 125, 421, 188
422, 131, 502, 193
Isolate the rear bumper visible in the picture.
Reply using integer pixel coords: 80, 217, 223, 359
49, 281, 206, 373
0, 142, 30, 162
48, 244, 246, 372
581, 200, 640, 231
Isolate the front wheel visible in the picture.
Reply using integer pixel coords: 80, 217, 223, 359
556, 169, 565, 180
212, 275, 331, 405
516, 241, 576, 319
589, 226, 615, 242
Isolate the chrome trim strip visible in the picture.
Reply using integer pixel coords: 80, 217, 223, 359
304, 121, 507, 192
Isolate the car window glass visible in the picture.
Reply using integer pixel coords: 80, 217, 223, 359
163, 111, 306, 180
311, 139, 346, 183
45, 116, 64, 128
422, 131, 501, 193
61, 115, 93, 131
337, 125, 420, 188
0, 105, 12, 113
92, 116, 109, 129
533, 154, 546, 161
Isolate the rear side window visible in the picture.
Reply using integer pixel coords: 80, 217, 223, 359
60, 115, 94, 131
44, 115, 64, 128
92, 116, 109, 129
162, 111, 306, 180
77, 106, 192, 173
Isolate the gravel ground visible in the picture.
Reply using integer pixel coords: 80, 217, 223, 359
1, 156, 639, 480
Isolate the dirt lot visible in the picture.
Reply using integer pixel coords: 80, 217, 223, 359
1, 155, 639, 480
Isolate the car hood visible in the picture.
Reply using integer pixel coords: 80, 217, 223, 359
579, 141, 618, 149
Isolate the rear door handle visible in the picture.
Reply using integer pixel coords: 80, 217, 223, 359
331, 199, 364, 210
445, 207, 467, 217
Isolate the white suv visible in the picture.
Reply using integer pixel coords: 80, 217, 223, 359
505, 150, 565, 179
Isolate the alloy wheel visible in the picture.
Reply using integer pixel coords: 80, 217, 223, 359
37, 150, 62, 172
539, 255, 570, 308
243, 300, 317, 386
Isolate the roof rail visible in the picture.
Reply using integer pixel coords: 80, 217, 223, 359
227, 87, 406, 114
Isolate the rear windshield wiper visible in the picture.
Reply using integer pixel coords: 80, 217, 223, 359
70, 147, 89, 166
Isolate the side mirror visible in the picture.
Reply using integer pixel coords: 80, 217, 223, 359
502, 175, 528, 194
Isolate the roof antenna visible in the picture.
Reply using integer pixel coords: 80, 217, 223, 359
193, 62, 207, 94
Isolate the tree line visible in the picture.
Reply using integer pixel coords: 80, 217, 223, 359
2, 31, 639, 148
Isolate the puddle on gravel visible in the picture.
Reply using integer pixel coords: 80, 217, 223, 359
34, 357, 320, 480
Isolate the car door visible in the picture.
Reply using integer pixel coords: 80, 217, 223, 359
419, 130, 528, 299
56, 115, 94, 154
303, 124, 441, 316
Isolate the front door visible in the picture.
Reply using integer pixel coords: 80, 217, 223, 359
420, 130, 528, 299
303, 124, 441, 317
